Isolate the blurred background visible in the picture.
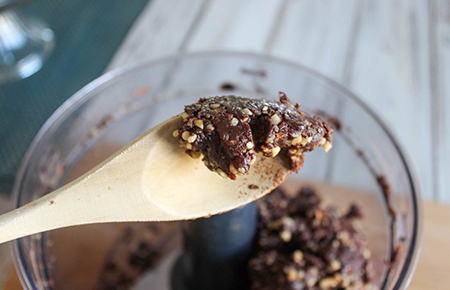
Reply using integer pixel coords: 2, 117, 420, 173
0, 0, 448, 289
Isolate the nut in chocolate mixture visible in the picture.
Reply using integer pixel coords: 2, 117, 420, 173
175, 93, 333, 179
249, 186, 374, 290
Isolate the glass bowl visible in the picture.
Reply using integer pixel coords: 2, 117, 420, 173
11, 51, 422, 290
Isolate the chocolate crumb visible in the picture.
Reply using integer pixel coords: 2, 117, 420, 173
315, 110, 342, 131
388, 245, 403, 266
220, 82, 237, 91
345, 204, 363, 219
249, 184, 260, 189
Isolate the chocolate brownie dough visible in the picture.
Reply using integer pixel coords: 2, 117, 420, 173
249, 187, 374, 290
174, 93, 333, 179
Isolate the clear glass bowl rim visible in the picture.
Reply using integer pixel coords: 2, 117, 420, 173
10, 50, 423, 290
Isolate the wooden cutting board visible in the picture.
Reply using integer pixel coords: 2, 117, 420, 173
3, 201, 450, 289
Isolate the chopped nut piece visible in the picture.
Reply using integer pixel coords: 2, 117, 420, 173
298, 270, 306, 280
289, 148, 297, 154
210, 103, 220, 109
181, 131, 191, 141
292, 135, 302, 145
330, 260, 341, 271
315, 209, 323, 221
206, 124, 215, 131
181, 112, 189, 122
280, 230, 292, 242
231, 117, 239, 126
229, 164, 239, 175
319, 277, 339, 289
271, 146, 281, 157
172, 130, 179, 137
301, 136, 313, 146
293, 250, 304, 263
337, 231, 351, 244
282, 216, 295, 227
242, 108, 253, 115
262, 106, 269, 114
332, 239, 340, 248
216, 169, 227, 178
185, 143, 192, 150
238, 167, 246, 174
285, 268, 298, 282
266, 136, 275, 143
274, 125, 280, 133
187, 134, 197, 143
363, 249, 371, 259
323, 142, 332, 152
270, 114, 282, 125
190, 151, 203, 159
246, 142, 254, 149
194, 119, 204, 129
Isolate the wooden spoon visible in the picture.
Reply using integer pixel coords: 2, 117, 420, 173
0, 115, 291, 245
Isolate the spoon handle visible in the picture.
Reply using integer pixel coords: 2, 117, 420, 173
0, 118, 182, 244
0, 158, 168, 244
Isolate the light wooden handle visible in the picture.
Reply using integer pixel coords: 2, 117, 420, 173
0, 151, 172, 244
0, 115, 291, 244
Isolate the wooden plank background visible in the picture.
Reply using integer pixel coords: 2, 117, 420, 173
108, 0, 449, 202
3, 1, 450, 289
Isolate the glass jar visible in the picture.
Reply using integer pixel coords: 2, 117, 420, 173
11, 52, 421, 290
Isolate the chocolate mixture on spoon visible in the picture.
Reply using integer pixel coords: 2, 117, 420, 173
175, 92, 333, 179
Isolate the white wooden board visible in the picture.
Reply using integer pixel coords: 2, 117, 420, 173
434, 0, 450, 202
106, 0, 448, 202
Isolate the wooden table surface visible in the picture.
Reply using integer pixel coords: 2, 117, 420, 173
2, 1, 450, 289
107, 0, 450, 203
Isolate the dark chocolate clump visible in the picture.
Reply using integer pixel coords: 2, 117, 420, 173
176, 93, 333, 179
249, 187, 374, 289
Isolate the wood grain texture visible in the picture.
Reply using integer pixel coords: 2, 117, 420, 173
267, 0, 361, 82
106, 0, 207, 71
408, 202, 450, 290
433, 0, 450, 202
0, 116, 291, 244
185, 0, 284, 51
345, 0, 434, 200
103, 0, 446, 202
265, 0, 361, 182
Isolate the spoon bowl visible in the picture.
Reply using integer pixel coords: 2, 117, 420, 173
0, 115, 291, 245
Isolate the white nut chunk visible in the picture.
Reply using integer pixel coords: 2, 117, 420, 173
209, 103, 220, 109
271, 146, 281, 157
242, 108, 253, 115
181, 131, 191, 141
323, 141, 332, 152
187, 134, 197, 143
181, 112, 189, 122
194, 119, 204, 129
270, 114, 282, 125
291, 135, 302, 146
231, 117, 239, 126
